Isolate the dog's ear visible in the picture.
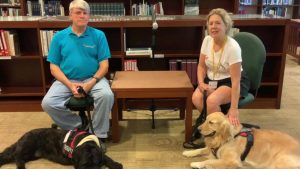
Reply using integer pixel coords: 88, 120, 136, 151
91, 146, 104, 165
219, 120, 234, 141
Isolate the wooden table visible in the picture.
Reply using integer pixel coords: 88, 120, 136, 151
111, 71, 194, 143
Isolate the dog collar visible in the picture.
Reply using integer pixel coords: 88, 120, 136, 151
234, 128, 254, 161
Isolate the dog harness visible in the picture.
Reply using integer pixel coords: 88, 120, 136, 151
211, 128, 254, 161
63, 130, 88, 158
234, 128, 254, 161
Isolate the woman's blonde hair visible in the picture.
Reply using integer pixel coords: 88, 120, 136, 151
206, 8, 233, 35
69, 0, 90, 14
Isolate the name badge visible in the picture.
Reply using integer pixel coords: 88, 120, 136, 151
208, 81, 218, 89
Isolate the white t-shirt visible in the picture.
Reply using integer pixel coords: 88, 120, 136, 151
201, 35, 242, 80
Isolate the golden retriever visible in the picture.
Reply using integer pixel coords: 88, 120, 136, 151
183, 112, 300, 169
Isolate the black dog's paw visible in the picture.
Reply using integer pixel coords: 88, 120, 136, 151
114, 162, 123, 169
104, 155, 123, 169
51, 123, 58, 129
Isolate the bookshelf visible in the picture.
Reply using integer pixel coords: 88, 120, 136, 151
239, 0, 300, 18
7, 0, 299, 18
0, 15, 289, 112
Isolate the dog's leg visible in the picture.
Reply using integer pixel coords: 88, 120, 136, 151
191, 159, 240, 169
103, 155, 123, 169
183, 147, 210, 157
190, 161, 206, 169
15, 159, 26, 169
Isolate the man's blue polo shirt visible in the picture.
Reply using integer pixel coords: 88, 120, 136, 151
47, 26, 111, 80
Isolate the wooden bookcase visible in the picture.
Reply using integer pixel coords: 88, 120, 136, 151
3, 0, 299, 18
0, 15, 289, 112
0, 16, 45, 111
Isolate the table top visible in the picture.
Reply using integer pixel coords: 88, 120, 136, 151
111, 71, 194, 90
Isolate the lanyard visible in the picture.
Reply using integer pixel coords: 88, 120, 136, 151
212, 38, 227, 80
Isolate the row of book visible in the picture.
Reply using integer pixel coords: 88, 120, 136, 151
240, 0, 258, 5
0, 29, 20, 58
184, 0, 199, 15
27, 0, 64, 16
263, 0, 294, 5
90, 2, 125, 16
124, 59, 139, 71
131, 2, 164, 16
0, 0, 20, 3
40, 30, 56, 57
0, 7, 20, 16
169, 59, 198, 86
0, 0, 21, 16
263, 6, 292, 17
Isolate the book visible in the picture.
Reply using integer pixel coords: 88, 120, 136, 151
3, 30, 11, 56
8, 31, 20, 56
0, 29, 8, 56
169, 59, 177, 70
126, 47, 152, 57
0, 30, 4, 56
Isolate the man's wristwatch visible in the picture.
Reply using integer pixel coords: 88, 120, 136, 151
92, 76, 100, 83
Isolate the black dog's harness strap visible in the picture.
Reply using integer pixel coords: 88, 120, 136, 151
234, 128, 254, 161
63, 130, 89, 158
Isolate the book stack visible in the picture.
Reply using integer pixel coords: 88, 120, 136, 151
169, 59, 198, 85
27, 0, 64, 16
40, 30, 56, 57
184, 0, 199, 15
0, 29, 20, 59
126, 48, 152, 57
124, 59, 139, 71
131, 1, 164, 16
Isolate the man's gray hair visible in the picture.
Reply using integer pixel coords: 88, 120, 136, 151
69, 0, 90, 14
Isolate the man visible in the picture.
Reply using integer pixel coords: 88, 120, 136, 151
42, 0, 113, 141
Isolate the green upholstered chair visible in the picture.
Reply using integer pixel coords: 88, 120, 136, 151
221, 32, 266, 113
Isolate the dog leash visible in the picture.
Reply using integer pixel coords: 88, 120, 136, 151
77, 86, 95, 135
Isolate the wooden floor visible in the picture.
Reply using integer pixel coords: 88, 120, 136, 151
1, 55, 300, 169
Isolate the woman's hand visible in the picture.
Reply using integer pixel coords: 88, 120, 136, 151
198, 82, 209, 92
227, 108, 240, 127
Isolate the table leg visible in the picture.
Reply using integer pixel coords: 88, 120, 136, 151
112, 97, 120, 143
179, 98, 185, 119
185, 96, 192, 142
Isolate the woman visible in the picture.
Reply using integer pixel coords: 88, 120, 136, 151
192, 8, 249, 127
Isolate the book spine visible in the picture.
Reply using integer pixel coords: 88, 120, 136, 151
0, 29, 4, 56
0, 30, 8, 56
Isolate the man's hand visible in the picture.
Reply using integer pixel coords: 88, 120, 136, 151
70, 83, 84, 98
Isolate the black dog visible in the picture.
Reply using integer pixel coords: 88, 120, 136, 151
0, 128, 123, 169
